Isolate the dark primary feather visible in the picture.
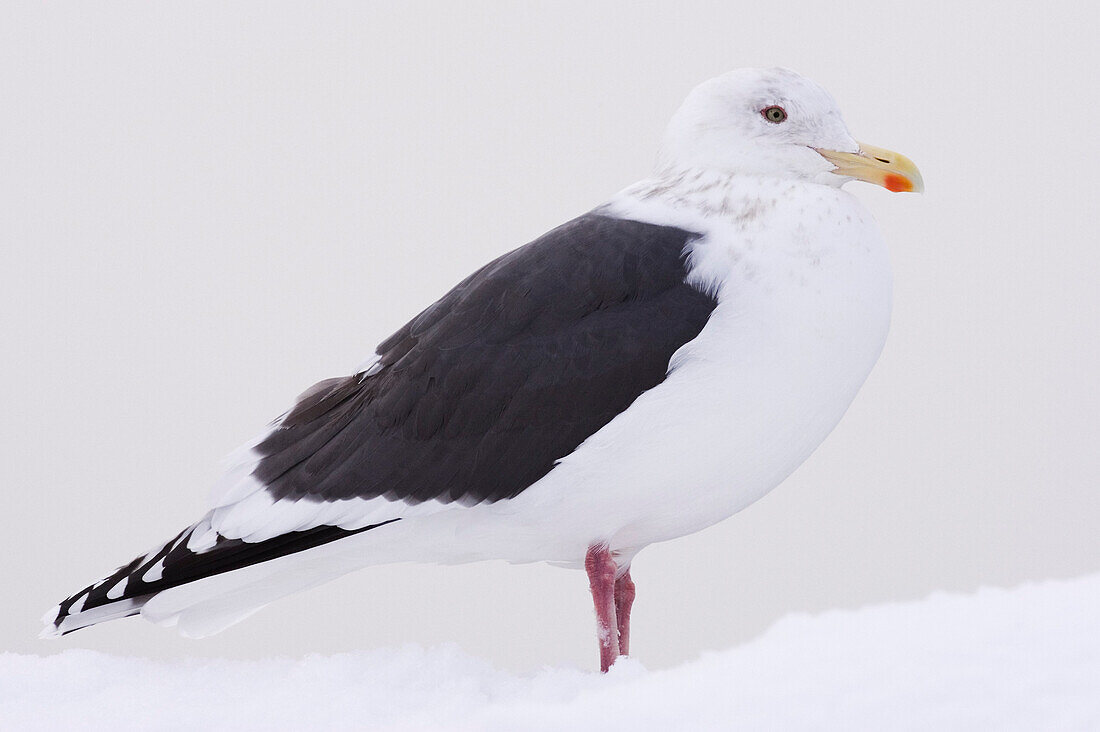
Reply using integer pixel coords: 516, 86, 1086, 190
50, 519, 401, 633
255, 212, 717, 506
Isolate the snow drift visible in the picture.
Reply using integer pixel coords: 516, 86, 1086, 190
4, 573, 1098, 731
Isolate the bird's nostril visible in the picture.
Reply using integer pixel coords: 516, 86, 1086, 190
874, 157, 890, 164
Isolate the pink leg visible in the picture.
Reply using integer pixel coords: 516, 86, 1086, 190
614, 570, 635, 657
585, 544, 619, 673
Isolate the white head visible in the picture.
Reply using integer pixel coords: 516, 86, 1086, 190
658, 68, 922, 193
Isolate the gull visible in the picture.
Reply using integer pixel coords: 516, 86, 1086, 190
43, 67, 922, 672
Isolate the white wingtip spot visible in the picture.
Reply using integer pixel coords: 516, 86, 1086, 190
142, 557, 166, 583
105, 577, 128, 600
68, 590, 89, 614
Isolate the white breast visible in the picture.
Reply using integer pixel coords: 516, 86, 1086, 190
471, 174, 893, 564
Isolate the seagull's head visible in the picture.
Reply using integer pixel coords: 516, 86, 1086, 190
658, 67, 922, 193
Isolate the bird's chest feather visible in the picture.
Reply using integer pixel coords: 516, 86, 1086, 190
518, 183, 892, 551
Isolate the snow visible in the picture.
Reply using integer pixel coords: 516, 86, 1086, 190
5, 574, 1098, 731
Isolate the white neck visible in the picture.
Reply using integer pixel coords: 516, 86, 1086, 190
602, 168, 889, 305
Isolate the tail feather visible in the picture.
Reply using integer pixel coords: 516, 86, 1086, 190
42, 516, 400, 638
142, 559, 355, 638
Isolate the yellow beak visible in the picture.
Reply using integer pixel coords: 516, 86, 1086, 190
815, 142, 924, 193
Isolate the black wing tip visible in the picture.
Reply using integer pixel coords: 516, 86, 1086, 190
41, 517, 403, 637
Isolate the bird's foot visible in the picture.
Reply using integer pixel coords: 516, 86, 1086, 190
614, 569, 635, 657
586, 544, 621, 672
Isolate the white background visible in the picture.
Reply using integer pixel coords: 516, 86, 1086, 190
2, 1, 1097, 671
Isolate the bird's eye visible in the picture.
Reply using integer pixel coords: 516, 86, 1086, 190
761, 106, 787, 124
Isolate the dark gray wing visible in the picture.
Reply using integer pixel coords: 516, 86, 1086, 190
255, 212, 717, 505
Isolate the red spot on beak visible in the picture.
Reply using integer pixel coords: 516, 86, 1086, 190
883, 173, 912, 193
